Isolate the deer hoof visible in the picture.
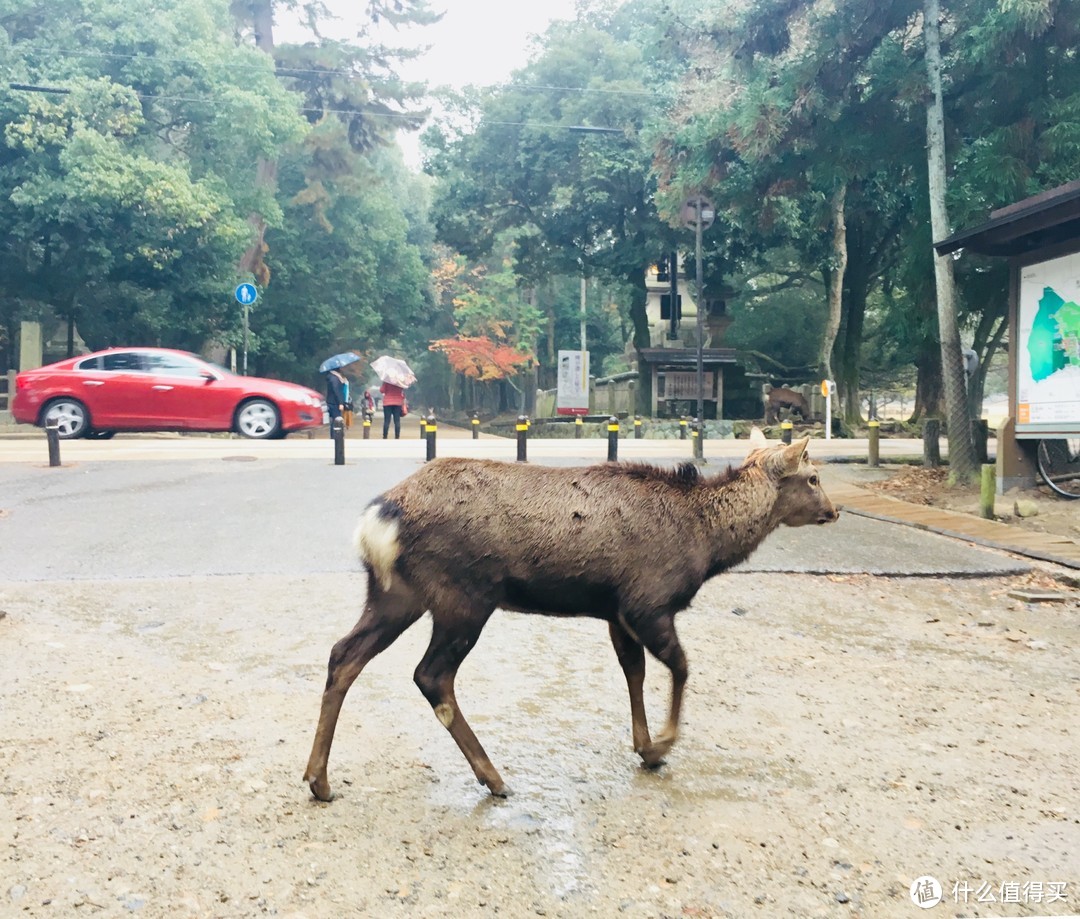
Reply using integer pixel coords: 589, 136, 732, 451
307, 774, 333, 802
483, 778, 511, 798
639, 743, 671, 769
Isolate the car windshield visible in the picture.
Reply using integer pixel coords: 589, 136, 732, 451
201, 359, 233, 376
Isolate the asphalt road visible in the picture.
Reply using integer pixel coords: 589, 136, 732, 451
0, 448, 1028, 582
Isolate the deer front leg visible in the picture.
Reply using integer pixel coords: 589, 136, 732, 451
414, 615, 508, 796
304, 592, 423, 802
623, 611, 688, 768
608, 620, 653, 759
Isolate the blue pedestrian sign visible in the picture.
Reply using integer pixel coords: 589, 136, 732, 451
235, 283, 258, 305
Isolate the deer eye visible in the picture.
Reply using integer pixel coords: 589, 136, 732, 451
808, 475, 819, 486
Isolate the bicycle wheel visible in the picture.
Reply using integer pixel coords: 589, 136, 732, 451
1036, 438, 1080, 499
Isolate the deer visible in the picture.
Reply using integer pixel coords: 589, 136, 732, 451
765, 386, 812, 424
303, 436, 838, 801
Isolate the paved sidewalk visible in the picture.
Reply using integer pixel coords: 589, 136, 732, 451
824, 473, 1080, 572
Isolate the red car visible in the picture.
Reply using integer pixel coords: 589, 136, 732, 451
12, 348, 329, 439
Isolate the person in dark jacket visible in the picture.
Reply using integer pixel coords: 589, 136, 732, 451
325, 369, 349, 437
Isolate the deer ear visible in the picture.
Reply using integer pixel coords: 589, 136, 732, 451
766, 437, 810, 478
748, 425, 768, 447
782, 437, 811, 472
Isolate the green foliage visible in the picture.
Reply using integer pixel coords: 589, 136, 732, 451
0, 0, 305, 360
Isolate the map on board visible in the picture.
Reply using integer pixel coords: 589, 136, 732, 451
1028, 286, 1080, 381
1017, 252, 1080, 432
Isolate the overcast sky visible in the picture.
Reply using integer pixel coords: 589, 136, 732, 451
373, 0, 581, 89
280, 1, 584, 165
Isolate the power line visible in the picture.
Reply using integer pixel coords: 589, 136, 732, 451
7, 82, 631, 134
30, 47, 665, 99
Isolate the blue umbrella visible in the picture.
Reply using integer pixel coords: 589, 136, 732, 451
319, 352, 361, 373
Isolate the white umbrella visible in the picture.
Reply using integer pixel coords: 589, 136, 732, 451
370, 355, 416, 389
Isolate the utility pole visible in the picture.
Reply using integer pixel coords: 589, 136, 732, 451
682, 195, 716, 425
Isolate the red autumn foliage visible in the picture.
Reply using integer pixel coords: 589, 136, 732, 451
430, 336, 532, 382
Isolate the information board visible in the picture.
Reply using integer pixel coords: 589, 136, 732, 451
556, 350, 590, 415
1016, 252, 1080, 436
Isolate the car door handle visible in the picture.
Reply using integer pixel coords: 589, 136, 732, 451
83, 380, 105, 386
151, 385, 174, 391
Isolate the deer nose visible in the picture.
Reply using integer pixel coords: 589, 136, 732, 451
817, 507, 839, 524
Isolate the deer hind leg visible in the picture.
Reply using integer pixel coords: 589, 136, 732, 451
304, 579, 424, 802
413, 612, 508, 796
621, 610, 688, 768
608, 620, 654, 759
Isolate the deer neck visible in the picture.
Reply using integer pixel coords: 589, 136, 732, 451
699, 471, 783, 572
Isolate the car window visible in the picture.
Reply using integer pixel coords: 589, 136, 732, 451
75, 356, 102, 371
101, 352, 145, 372
144, 353, 209, 378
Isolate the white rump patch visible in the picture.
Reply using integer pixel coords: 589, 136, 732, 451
354, 505, 401, 591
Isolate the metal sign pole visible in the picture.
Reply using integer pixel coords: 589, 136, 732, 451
695, 203, 705, 426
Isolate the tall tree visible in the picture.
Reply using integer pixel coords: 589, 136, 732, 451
0, 0, 305, 356
426, 10, 674, 409
924, 0, 977, 481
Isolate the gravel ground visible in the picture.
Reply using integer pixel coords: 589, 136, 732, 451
3, 564, 1078, 918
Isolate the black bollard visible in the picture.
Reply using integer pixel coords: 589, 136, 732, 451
679, 415, 688, 440
607, 416, 619, 462
923, 418, 941, 467
419, 413, 427, 439
471, 412, 480, 439
332, 417, 345, 465
516, 415, 529, 462
868, 419, 880, 467
46, 419, 61, 467
362, 411, 372, 440
691, 417, 704, 461
575, 416, 583, 439
780, 420, 793, 445
634, 415, 643, 439
425, 412, 437, 462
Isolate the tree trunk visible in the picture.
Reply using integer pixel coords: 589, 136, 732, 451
967, 311, 1005, 423
912, 334, 943, 423
924, 0, 977, 482
626, 268, 652, 414
236, 0, 277, 287
838, 218, 869, 424
821, 184, 847, 402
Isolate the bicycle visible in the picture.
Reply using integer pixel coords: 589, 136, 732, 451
1036, 437, 1080, 498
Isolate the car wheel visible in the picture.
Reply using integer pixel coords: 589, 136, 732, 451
42, 398, 90, 439
86, 430, 115, 440
235, 399, 281, 439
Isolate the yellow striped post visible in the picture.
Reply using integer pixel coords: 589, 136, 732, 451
516, 415, 529, 462
425, 413, 437, 462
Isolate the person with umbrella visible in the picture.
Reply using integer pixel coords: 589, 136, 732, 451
319, 352, 361, 436
371, 355, 416, 440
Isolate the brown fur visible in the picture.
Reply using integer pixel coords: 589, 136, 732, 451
304, 438, 838, 801
765, 386, 811, 424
